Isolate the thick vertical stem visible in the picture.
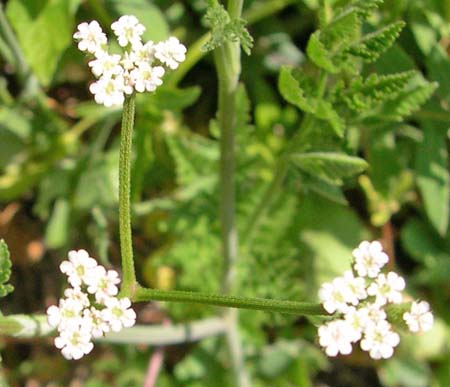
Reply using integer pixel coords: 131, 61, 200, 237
215, 44, 239, 295
119, 96, 137, 296
214, 0, 248, 385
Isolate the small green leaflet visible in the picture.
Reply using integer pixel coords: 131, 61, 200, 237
0, 239, 14, 298
201, 3, 253, 55
291, 152, 368, 185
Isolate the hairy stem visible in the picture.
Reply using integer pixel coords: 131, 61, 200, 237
212, 0, 248, 384
119, 96, 137, 296
134, 286, 325, 315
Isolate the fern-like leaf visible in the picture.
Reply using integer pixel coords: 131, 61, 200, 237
202, 3, 253, 55
341, 71, 416, 111
381, 81, 438, 121
343, 21, 405, 63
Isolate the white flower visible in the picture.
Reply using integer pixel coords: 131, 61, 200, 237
361, 303, 387, 328
54, 326, 94, 360
111, 15, 145, 47
73, 21, 107, 54
88, 52, 123, 77
47, 298, 84, 331
155, 37, 186, 69
82, 307, 110, 338
319, 277, 351, 314
64, 287, 90, 308
130, 41, 155, 65
367, 272, 405, 306
102, 297, 136, 332
343, 270, 367, 306
119, 72, 135, 95
318, 320, 353, 356
131, 63, 164, 92
89, 76, 125, 107
403, 301, 434, 333
344, 306, 371, 342
84, 266, 120, 302
60, 249, 98, 287
353, 241, 389, 278
121, 52, 136, 71
360, 320, 400, 359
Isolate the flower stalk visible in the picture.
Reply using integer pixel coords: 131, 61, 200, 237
119, 95, 137, 296
134, 286, 325, 315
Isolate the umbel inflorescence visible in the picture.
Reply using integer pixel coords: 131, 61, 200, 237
73, 16, 187, 107
318, 241, 434, 360
47, 250, 136, 360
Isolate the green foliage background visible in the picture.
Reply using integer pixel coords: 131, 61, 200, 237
0, 0, 449, 385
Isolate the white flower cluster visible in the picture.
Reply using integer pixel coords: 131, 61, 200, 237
73, 16, 187, 107
46, 250, 136, 360
318, 241, 434, 360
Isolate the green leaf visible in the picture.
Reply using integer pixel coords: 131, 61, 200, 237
341, 71, 416, 111
202, 3, 253, 55
0, 240, 14, 298
426, 45, 450, 103
321, 8, 360, 49
416, 120, 449, 236
73, 150, 119, 210
45, 198, 71, 249
106, 0, 169, 41
291, 152, 368, 185
296, 194, 368, 290
278, 67, 344, 136
306, 31, 338, 73
6, 0, 81, 86
0, 107, 31, 169
278, 67, 315, 113
378, 357, 431, 387
381, 80, 438, 121
343, 21, 406, 63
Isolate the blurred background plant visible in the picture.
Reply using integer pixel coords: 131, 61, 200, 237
0, 0, 449, 386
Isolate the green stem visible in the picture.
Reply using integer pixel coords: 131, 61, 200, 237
0, 314, 228, 344
215, 43, 239, 295
119, 96, 137, 296
213, 0, 247, 384
134, 286, 325, 315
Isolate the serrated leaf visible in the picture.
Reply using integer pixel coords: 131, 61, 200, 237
323, 11, 360, 48
344, 21, 405, 63
341, 71, 416, 111
278, 67, 344, 136
306, 31, 338, 73
0, 240, 14, 298
291, 152, 368, 185
166, 133, 218, 192
201, 3, 253, 55
278, 67, 315, 113
381, 81, 438, 121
